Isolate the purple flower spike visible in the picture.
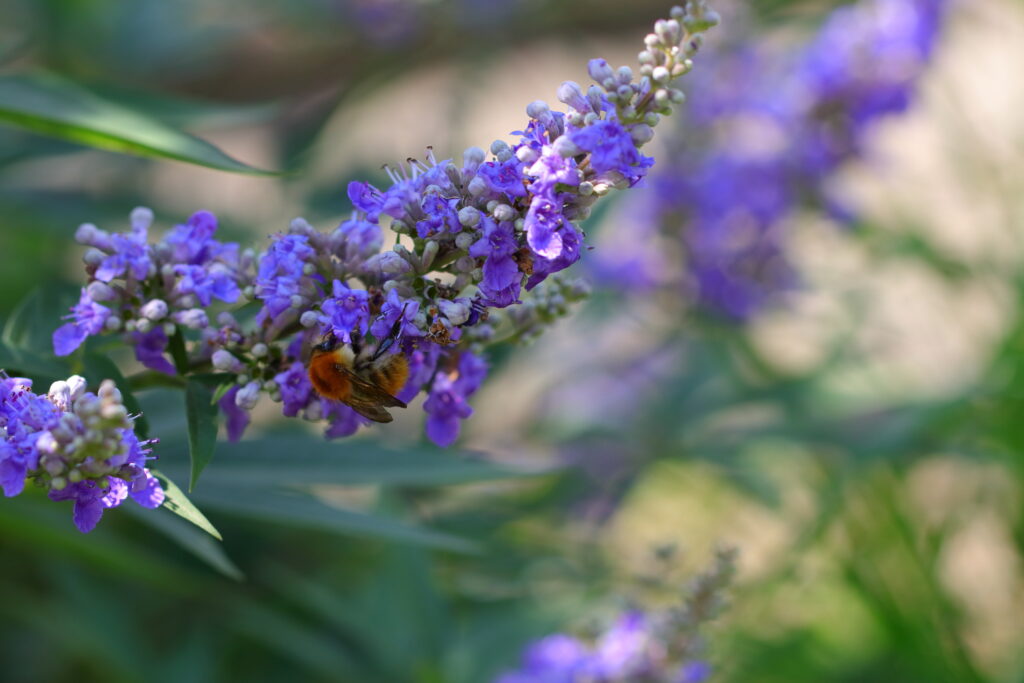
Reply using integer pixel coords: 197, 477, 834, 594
2, 375, 163, 533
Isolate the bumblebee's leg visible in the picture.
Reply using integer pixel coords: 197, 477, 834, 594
371, 302, 409, 361
351, 329, 364, 356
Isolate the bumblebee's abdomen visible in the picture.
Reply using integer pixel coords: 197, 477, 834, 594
370, 354, 409, 397
309, 353, 352, 401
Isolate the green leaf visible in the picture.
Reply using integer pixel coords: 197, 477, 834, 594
167, 328, 190, 375
192, 486, 477, 553
152, 469, 222, 541
122, 505, 242, 581
185, 375, 221, 490
0, 340, 68, 383
82, 353, 150, 440
2, 283, 78, 351
0, 72, 278, 175
199, 437, 542, 487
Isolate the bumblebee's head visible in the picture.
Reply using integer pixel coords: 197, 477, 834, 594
312, 331, 339, 356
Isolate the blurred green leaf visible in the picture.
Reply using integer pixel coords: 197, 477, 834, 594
123, 505, 241, 580
0, 72, 278, 175
2, 283, 77, 351
185, 375, 220, 490
201, 437, 541, 487
192, 486, 477, 553
153, 469, 222, 541
0, 340, 68, 384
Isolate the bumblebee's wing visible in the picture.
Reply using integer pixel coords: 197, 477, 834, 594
331, 366, 403, 423
346, 401, 395, 424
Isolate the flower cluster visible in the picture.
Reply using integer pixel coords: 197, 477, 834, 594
495, 546, 737, 683
53, 3, 720, 446
595, 0, 946, 319
0, 374, 162, 533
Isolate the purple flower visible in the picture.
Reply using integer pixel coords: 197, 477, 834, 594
592, 611, 652, 678
164, 210, 238, 266
319, 280, 370, 342
274, 362, 314, 418
526, 146, 580, 198
173, 264, 240, 306
477, 158, 528, 199
132, 327, 176, 375
348, 180, 386, 221
255, 234, 317, 322
677, 661, 712, 683
1, 375, 161, 533
526, 223, 582, 290
219, 385, 251, 442
370, 289, 421, 340
323, 401, 369, 439
568, 118, 653, 183
396, 343, 441, 403
469, 218, 521, 307
416, 194, 460, 238
423, 352, 486, 447
52, 289, 111, 356
94, 225, 151, 283
525, 196, 568, 260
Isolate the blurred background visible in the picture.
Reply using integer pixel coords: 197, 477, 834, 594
0, 0, 1022, 681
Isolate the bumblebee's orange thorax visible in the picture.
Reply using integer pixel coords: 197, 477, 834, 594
308, 346, 355, 401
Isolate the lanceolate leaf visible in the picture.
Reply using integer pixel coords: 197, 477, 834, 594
184, 376, 221, 490
0, 72, 278, 175
152, 469, 222, 541
199, 438, 543, 487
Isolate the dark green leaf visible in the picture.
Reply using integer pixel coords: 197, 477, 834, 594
200, 437, 542, 487
0, 340, 68, 383
192, 486, 477, 553
185, 375, 221, 490
2, 283, 78, 351
167, 328, 190, 375
152, 469, 222, 540
0, 72, 278, 175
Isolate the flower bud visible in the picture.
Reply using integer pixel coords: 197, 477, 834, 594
212, 350, 244, 373
300, 311, 320, 328
588, 58, 615, 86
458, 207, 481, 228
130, 206, 154, 232
140, 299, 168, 321
235, 381, 261, 411
86, 281, 116, 302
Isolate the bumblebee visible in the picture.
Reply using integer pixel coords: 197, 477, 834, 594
308, 321, 410, 423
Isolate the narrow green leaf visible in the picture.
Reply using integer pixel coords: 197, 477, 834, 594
192, 486, 477, 553
200, 437, 546, 487
0, 72, 278, 175
152, 469, 222, 540
184, 376, 220, 490
167, 328, 190, 375
210, 381, 234, 407
82, 353, 150, 440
